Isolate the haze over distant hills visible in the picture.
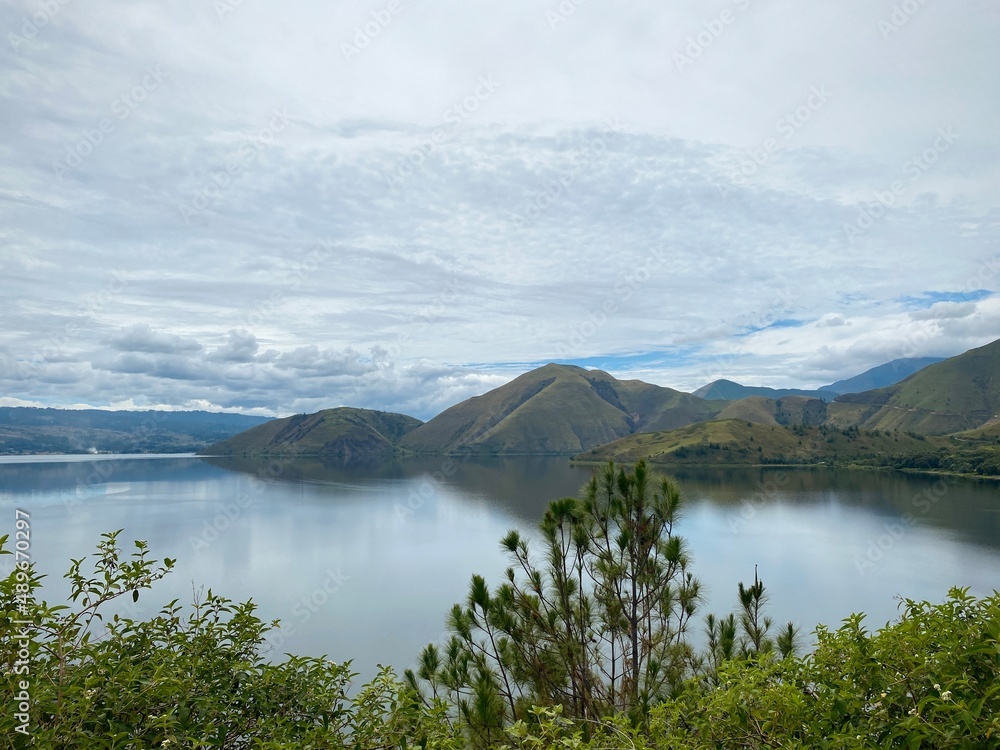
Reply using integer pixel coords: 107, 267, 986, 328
693, 356, 943, 402
820, 357, 945, 394
692, 380, 837, 402
0, 409, 271, 455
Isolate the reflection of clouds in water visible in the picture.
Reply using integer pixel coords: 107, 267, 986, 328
3, 456, 1000, 683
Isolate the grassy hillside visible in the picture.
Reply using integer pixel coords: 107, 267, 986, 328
830, 339, 1000, 434
400, 363, 723, 455
714, 395, 828, 428
202, 407, 421, 459
573, 418, 1000, 475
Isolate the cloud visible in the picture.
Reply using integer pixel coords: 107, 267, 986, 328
1, 1, 998, 414
109, 324, 203, 354
208, 329, 259, 363
910, 301, 978, 321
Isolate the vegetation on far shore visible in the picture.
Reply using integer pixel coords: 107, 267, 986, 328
574, 420, 1000, 479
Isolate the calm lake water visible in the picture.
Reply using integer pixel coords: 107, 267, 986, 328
1, 454, 998, 684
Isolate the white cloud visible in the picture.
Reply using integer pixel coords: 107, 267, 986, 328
1, 1, 997, 414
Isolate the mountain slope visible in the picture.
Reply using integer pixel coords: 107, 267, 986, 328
714, 395, 829, 427
821, 357, 944, 394
573, 419, 955, 467
202, 407, 422, 459
399, 363, 724, 455
828, 339, 1000, 434
693, 379, 837, 402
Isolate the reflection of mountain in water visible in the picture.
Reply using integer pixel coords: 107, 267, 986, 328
203, 454, 599, 523
203, 456, 1000, 551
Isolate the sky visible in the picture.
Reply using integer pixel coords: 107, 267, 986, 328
1, 0, 998, 420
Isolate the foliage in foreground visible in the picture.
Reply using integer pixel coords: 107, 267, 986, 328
405, 460, 796, 743
0, 531, 458, 749
1, 464, 998, 748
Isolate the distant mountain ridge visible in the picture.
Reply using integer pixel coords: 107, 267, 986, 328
203, 340, 994, 459
827, 340, 1000, 434
692, 380, 837, 402
820, 357, 944, 394
693, 356, 943, 402
0, 408, 272, 454
15, 340, 995, 464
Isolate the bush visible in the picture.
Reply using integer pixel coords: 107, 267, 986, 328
651, 588, 1000, 748
0, 531, 460, 749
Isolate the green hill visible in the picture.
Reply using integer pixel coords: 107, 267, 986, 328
573, 419, 962, 469
399, 363, 723, 455
201, 407, 422, 459
828, 339, 1000, 434
714, 395, 828, 427
692, 379, 836, 401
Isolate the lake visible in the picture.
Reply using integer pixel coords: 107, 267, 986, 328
1, 454, 998, 684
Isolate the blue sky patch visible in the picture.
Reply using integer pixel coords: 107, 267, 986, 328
735, 318, 806, 337
898, 290, 992, 308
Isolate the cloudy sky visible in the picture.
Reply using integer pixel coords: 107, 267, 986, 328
1, 0, 998, 419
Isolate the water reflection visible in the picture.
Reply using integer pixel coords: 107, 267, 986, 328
1, 455, 998, 686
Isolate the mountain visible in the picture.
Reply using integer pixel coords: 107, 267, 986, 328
828, 339, 1000, 434
399, 363, 724, 455
201, 407, 422, 460
692, 379, 837, 402
713, 395, 829, 427
821, 357, 944, 394
692, 357, 945, 401
0, 408, 272, 454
